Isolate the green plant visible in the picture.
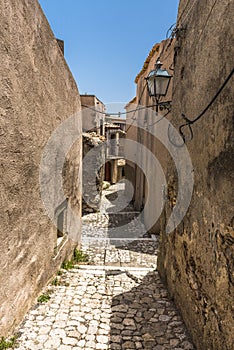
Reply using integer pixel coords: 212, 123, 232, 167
37, 293, 51, 303
73, 249, 89, 263
60, 250, 89, 271
0, 336, 17, 349
51, 277, 59, 286
57, 270, 63, 276
61, 260, 74, 270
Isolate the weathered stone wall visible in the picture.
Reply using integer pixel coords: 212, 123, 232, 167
0, 0, 82, 336
125, 98, 137, 201
125, 39, 175, 232
82, 133, 106, 214
158, 1, 234, 349
81, 95, 105, 135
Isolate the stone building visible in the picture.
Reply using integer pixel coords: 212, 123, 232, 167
124, 97, 137, 201
105, 122, 126, 184
125, 39, 175, 233
82, 132, 106, 214
158, 1, 234, 349
81, 95, 106, 214
0, 0, 82, 336
81, 94, 106, 135
105, 115, 126, 132
126, 0, 234, 349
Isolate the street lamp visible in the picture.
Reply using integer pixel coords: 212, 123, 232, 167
145, 60, 172, 111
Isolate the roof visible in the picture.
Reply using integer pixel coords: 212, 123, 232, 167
105, 123, 121, 128
82, 132, 105, 146
106, 117, 126, 123
125, 96, 137, 109
80, 94, 105, 105
135, 43, 160, 83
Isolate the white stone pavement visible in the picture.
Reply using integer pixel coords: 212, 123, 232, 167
15, 184, 195, 350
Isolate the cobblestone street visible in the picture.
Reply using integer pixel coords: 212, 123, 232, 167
15, 185, 195, 350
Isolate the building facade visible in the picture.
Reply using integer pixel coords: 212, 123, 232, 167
0, 0, 82, 336
82, 132, 106, 214
125, 0, 234, 349
158, 1, 234, 349
105, 115, 126, 132
81, 95, 106, 213
105, 120, 126, 184
81, 94, 106, 135
125, 39, 175, 233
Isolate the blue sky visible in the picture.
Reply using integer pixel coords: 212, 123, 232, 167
39, 0, 179, 112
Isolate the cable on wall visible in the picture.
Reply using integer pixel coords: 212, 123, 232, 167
171, 67, 234, 145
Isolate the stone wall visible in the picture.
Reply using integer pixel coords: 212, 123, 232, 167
125, 97, 137, 200
125, 39, 175, 233
0, 0, 82, 336
158, 1, 234, 349
81, 95, 106, 135
82, 133, 106, 214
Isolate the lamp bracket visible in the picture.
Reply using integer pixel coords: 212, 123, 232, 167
157, 101, 172, 112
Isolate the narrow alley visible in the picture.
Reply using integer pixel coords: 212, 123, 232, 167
15, 185, 194, 350
1, 1, 233, 349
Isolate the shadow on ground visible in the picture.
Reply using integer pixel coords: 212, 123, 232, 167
108, 270, 195, 350
107, 207, 158, 256
105, 190, 137, 213
116, 239, 158, 256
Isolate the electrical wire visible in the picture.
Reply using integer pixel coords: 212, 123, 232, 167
157, 1, 199, 73
175, 67, 234, 144
177, 0, 198, 27
159, 39, 175, 66
164, 0, 199, 46
80, 3, 196, 124
146, 109, 171, 129
81, 81, 148, 121
166, 23, 177, 39
189, 0, 219, 57
82, 0, 224, 142
81, 88, 171, 134
172, 0, 221, 97
163, 0, 232, 147
81, 103, 160, 117
176, 0, 193, 25
123, 19, 176, 133
124, 82, 148, 133
81, 104, 121, 116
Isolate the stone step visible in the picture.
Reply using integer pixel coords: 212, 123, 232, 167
74, 264, 156, 272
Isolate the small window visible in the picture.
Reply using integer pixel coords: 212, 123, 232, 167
57, 208, 67, 238
54, 200, 68, 249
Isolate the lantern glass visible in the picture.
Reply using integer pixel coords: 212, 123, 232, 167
146, 67, 172, 97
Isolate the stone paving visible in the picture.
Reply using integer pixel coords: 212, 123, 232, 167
15, 184, 195, 349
